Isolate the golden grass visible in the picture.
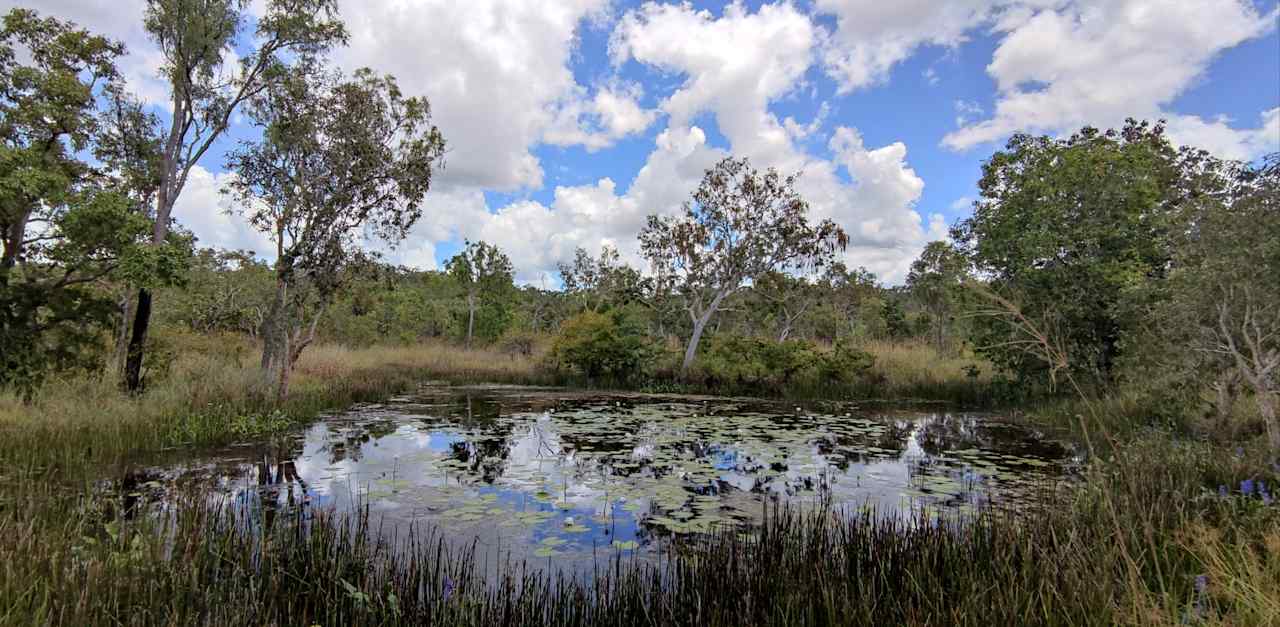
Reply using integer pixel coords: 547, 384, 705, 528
0, 335, 547, 482
858, 339, 991, 387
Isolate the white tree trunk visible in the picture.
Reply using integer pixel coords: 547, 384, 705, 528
680, 290, 729, 377
466, 292, 476, 348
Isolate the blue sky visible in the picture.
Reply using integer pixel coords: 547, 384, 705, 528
16, 0, 1280, 283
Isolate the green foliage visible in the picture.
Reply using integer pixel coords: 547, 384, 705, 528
881, 298, 910, 339
160, 248, 273, 334
700, 336, 874, 390
558, 245, 646, 313
906, 241, 969, 350
815, 342, 876, 385
702, 336, 819, 385
953, 120, 1221, 386
447, 240, 515, 345
548, 308, 655, 380
640, 156, 849, 374
0, 11, 188, 393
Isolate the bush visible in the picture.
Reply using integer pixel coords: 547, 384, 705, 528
497, 330, 542, 358
700, 337, 875, 391
701, 336, 817, 386
547, 308, 655, 381
815, 342, 875, 384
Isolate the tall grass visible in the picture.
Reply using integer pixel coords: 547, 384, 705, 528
0, 335, 549, 487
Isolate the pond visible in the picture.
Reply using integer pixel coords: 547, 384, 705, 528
119, 384, 1076, 572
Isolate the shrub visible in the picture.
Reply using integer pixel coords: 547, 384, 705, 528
815, 342, 875, 384
701, 336, 819, 388
496, 330, 541, 358
547, 308, 654, 380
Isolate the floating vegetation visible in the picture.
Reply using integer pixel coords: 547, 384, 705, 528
123, 385, 1074, 571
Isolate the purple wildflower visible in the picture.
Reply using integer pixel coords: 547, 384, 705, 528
1218, 484, 1229, 498
1194, 574, 1208, 594
443, 576, 454, 601
1241, 479, 1255, 495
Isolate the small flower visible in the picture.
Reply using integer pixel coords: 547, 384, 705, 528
1234, 447, 1244, 457
442, 576, 454, 601
1218, 484, 1229, 498
1194, 574, 1208, 594
1241, 479, 1255, 496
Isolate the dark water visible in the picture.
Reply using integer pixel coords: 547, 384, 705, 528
121, 385, 1075, 570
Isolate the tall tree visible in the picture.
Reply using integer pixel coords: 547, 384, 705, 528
906, 241, 968, 351
558, 244, 644, 313
0, 10, 171, 394
446, 240, 513, 348
752, 270, 818, 342
640, 156, 847, 375
1153, 154, 1280, 448
951, 120, 1209, 386
224, 58, 445, 399
123, 0, 347, 391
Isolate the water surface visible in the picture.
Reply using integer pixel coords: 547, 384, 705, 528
124, 385, 1074, 570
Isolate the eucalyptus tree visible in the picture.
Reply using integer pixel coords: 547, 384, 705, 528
558, 244, 645, 313
446, 240, 514, 347
0, 10, 171, 394
906, 241, 968, 351
225, 58, 445, 399
123, 0, 347, 391
752, 270, 820, 341
810, 262, 879, 342
640, 157, 848, 376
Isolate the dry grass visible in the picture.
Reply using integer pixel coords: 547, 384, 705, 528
0, 334, 548, 484
297, 341, 543, 384
859, 338, 990, 389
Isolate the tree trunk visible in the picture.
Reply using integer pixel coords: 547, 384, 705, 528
681, 315, 709, 377
680, 291, 729, 377
1, 210, 29, 271
466, 293, 476, 348
1257, 390, 1278, 451
113, 293, 133, 373
277, 308, 322, 401
123, 288, 152, 392
124, 183, 177, 392
261, 279, 289, 392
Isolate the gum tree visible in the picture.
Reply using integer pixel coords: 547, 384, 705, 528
558, 244, 644, 313
224, 58, 445, 399
123, 0, 347, 391
446, 240, 514, 347
1158, 155, 1280, 448
640, 157, 848, 376
906, 241, 969, 352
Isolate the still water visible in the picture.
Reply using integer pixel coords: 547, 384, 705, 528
125, 385, 1074, 570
